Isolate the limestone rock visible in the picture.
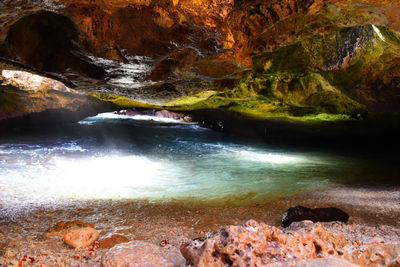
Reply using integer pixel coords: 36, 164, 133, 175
282, 206, 349, 228
99, 234, 130, 249
181, 219, 400, 267
64, 227, 99, 249
102, 241, 186, 267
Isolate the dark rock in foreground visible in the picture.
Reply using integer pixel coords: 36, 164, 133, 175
282, 206, 349, 228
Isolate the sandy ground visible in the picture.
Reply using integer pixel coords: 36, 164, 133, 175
0, 184, 399, 266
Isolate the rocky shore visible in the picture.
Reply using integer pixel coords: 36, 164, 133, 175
0, 184, 399, 266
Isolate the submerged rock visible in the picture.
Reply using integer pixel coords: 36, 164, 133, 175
102, 241, 186, 267
282, 206, 349, 228
64, 227, 99, 249
99, 234, 130, 249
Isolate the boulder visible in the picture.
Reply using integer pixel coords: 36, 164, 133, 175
181, 219, 347, 266
181, 219, 400, 266
102, 241, 186, 267
282, 206, 349, 228
64, 227, 99, 249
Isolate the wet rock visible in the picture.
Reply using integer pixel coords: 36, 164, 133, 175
64, 227, 99, 249
282, 206, 349, 227
99, 234, 129, 249
155, 110, 191, 122
102, 241, 185, 267
45, 220, 95, 237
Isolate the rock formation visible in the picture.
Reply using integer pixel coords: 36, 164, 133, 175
0, 65, 108, 126
0, 0, 399, 132
181, 219, 400, 266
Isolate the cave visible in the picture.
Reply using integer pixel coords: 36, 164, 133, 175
0, 0, 399, 266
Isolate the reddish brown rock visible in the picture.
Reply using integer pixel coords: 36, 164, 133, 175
64, 227, 99, 249
146, 47, 244, 81
181, 220, 400, 267
99, 234, 130, 249
3, 11, 104, 78
102, 241, 186, 267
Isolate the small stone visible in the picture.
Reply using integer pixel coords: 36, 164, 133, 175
4, 249, 16, 258
64, 227, 99, 249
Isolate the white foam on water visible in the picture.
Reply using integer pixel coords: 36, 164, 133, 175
85, 112, 196, 124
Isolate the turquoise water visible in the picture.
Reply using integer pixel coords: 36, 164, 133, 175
0, 113, 398, 206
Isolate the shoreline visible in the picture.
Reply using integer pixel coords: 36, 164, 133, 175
0, 184, 399, 266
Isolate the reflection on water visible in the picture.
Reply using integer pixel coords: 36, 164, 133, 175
0, 113, 398, 209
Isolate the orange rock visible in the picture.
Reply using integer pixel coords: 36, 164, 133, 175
64, 227, 99, 249
181, 220, 400, 266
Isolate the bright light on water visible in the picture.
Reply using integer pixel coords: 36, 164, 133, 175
236, 150, 300, 164
85, 112, 195, 124
1, 112, 388, 212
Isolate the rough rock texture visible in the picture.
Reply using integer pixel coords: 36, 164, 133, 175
181, 219, 400, 267
102, 241, 186, 267
0, 0, 399, 126
64, 227, 99, 249
64, 0, 233, 59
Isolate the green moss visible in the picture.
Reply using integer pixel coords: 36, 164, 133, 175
296, 113, 353, 121
89, 93, 160, 109
165, 90, 218, 106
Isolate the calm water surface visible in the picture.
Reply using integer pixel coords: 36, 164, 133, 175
0, 113, 398, 209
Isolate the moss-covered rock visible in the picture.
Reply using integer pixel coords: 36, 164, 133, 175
155, 24, 399, 122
